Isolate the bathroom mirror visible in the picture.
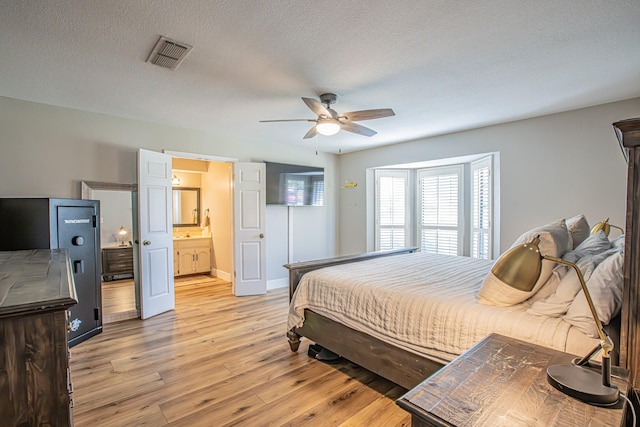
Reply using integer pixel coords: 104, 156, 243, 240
172, 187, 200, 227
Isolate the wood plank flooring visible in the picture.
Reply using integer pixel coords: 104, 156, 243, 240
70, 278, 411, 426
101, 279, 137, 323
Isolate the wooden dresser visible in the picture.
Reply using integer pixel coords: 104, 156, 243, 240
0, 249, 77, 427
102, 246, 134, 281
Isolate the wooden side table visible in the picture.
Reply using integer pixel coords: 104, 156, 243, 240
102, 246, 134, 281
397, 333, 630, 426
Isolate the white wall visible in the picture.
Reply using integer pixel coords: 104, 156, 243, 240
265, 203, 333, 288
338, 98, 640, 255
93, 189, 133, 248
0, 96, 339, 282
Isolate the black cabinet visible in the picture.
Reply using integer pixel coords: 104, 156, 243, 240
0, 198, 102, 347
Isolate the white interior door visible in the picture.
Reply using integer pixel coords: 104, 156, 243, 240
138, 148, 175, 318
233, 162, 266, 296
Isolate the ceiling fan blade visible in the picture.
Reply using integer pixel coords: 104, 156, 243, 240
303, 125, 318, 139
339, 108, 395, 122
302, 97, 332, 118
259, 119, 315, 123
340, 121, 377, 137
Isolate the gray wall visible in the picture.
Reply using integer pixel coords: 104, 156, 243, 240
0, 96, 339, 284
338, 97, 640, 255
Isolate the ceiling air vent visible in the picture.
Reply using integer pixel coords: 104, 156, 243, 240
146, 36, 193, 71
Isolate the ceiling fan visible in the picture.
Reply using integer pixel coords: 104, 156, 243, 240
260, 93, 395, 139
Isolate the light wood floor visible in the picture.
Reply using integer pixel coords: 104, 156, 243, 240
70, 278, 411, 426
101, 279, 137, 324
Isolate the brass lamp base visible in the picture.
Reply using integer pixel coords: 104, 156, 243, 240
546, 364, 618, 406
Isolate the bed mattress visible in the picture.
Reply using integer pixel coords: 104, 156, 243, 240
288, 251, 599, 364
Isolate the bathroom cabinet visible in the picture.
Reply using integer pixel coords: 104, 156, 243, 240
174, 238, 211, 276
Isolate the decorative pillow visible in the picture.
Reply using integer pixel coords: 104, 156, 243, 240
561, 231, 611, 264
563, 251, 624, 337
566, 214, 590, 249
478, 219, 570, 306
528, 261, 595, 317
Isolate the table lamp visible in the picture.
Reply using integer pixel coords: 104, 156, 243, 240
118, 226, 128, 246
491, 235, 618, 405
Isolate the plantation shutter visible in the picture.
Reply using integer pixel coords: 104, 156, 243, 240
375, 170, 409, 250
471, 157, 492, 259
418, 166, 463, 256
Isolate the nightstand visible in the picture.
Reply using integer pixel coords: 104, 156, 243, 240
102, 246, 134, 281
397, 333, 630, 426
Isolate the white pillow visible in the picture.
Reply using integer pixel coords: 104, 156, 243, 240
611, 234, 625, 249
578, 245, 623, 268
566, 214, 590, 249
563, 251, 624, 337
528, 261, 595, 317
561, 231, 611, 264
527, 269, 563, 303
478, 219, 570, 306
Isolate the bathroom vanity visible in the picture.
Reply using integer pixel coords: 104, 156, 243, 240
173, 236, 211, 276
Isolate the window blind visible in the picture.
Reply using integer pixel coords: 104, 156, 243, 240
375, 170, 409, 250
471, 158, 491, 259
418, 167, 462, 256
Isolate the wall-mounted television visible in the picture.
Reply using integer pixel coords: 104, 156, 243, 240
265, 162, 325, 206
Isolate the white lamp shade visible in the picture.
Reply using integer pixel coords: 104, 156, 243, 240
316, 119, 340, 136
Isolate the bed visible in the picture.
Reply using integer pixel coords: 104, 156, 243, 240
285, 118, 640, 391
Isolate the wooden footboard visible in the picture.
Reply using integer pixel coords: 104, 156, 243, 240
284, 246, 418, 299
284, 247, 438, 389
290, 310, 442, 389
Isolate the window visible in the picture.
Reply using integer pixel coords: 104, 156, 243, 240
373, 155, 494, 259
418, 166, 462, 256
471, 157, 491, 259
375, 170, 410, 250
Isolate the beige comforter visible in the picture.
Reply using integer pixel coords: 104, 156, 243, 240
288, 252, 598, 363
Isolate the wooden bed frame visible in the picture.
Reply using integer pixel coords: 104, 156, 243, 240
286, 118, 640, 392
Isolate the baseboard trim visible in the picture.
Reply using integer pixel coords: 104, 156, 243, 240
267, 277, 288, 290
212, 269, 232, 282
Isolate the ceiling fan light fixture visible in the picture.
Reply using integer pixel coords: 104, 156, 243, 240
316, 119, 340, 136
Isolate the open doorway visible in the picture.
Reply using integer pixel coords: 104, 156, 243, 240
82, 156, 236, 322
81, 181, 139, 324
171, 157, 234, 286
83, 151, 266, 322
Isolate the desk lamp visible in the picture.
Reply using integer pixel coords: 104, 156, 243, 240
491, 236, 618, 405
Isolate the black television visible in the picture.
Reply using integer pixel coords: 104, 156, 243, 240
265, 162, 325, 206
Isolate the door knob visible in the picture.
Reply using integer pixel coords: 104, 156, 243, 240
259, 234, 264, 238
143, 240, 151, 245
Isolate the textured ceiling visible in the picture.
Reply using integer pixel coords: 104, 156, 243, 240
1, 1, 639, 154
